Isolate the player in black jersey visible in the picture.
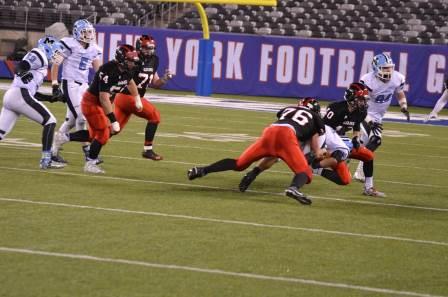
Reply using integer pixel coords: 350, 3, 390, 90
114, 35, 173, 160
187, 103, 326, 205
52, 44, 141, 174
238, 84, 375, 192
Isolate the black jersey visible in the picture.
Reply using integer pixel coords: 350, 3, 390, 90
122, 55, 159, 97
275, 106, 325, 142
87, 61, 134, 98
323, 101, 367, 135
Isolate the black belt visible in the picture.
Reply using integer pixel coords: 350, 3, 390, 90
63, 79, 83, 86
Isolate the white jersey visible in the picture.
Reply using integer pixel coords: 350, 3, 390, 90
10, 47, 48, 96
60, 37, 102, 83
360, 71, 405, 123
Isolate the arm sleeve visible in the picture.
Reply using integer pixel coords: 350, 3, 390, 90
34, 92, 55, 102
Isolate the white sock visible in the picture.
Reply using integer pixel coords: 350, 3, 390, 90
355, 161, 364, 176
430, 90, 448, 116
144, 145, 153, 151
365, 177, 373, 189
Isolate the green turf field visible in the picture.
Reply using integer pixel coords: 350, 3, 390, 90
0, 87, 447, 297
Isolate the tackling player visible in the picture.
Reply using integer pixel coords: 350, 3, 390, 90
238, 84, 375, 193
187, 103, 326, 205
113, 35, 173, 160
51, 19, 102, 163
0, 36, 66, 169
354, 53, 410, 197
52, 44, 141, 174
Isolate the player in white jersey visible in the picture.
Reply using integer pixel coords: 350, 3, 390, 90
51, 19, 102, 163
354, 53, 411, 197
0, 36, 66, 169
424, 76, 448, 122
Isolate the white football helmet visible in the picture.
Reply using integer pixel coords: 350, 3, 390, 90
372, 53, 395, 81
73, 19, 95, 44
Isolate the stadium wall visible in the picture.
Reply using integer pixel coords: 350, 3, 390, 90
1, 25, 447, 107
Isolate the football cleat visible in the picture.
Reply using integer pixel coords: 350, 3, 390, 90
363, 187, 386, 198
353, 171, 365, 182
51, 153, 68, 164
52, 131, 69, 154
84, 160, 105, 174
423, 114, 438, 123
40, 157, 66, 170
238, 170, 258, 192
284, 186, 312, 205
142, 150, 163, 161
187, 167, 205, 180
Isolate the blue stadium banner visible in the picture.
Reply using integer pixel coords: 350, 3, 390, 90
1, 26, 446, 107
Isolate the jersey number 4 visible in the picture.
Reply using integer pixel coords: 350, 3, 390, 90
279, 108, 313, 126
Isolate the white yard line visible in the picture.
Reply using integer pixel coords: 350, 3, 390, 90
0, 165, 447, 213
0, 246, 445, 297
1, 197, 447, 247
2, 144, 448, 176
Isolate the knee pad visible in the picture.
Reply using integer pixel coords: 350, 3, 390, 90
43, 114, 57, 126
95, 129, 110, 145
149, 109, 161, 124
366, 135, 382, 152
331, 149, 348, 163
75, 117, 87, 131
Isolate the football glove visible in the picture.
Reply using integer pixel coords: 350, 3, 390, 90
52, 85, 65, 103
401, 107, 410, 122
111, 121, 120, 134
352, 136, 361, 149
369, 122, 383, 136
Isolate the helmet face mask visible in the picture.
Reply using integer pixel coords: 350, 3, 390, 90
136, 35, 156, 59
37, 36, 64, 64
115, 44, 140, 71
73, 19, 95, 44
344, 82, 369, 112
372, 53, 394, 81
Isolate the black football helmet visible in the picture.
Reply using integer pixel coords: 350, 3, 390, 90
344, 82, 369, 111
299, 97, 321, 115
115, 44, 139, 70
136, 35, 156, 60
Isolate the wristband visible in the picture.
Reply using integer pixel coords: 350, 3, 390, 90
107, 112, 117, 123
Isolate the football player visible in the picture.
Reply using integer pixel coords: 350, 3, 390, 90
187, 102, 326, 205
51, 19, 102, 163
425, 76, 448, 122
52, 44, 141, 174
0, 36, 66, 169
353, 53, 410, 197
113, 35, 173, 160
238, 85, 375, 193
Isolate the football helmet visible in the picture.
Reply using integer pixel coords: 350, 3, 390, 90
299, 97, 321, 114
344, 82, 369, 111
115, 44, 139, 70
136, 35, 156, 59
73, 19, 95, 44
37, 36, 64, 64
372, 53, 394, 81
